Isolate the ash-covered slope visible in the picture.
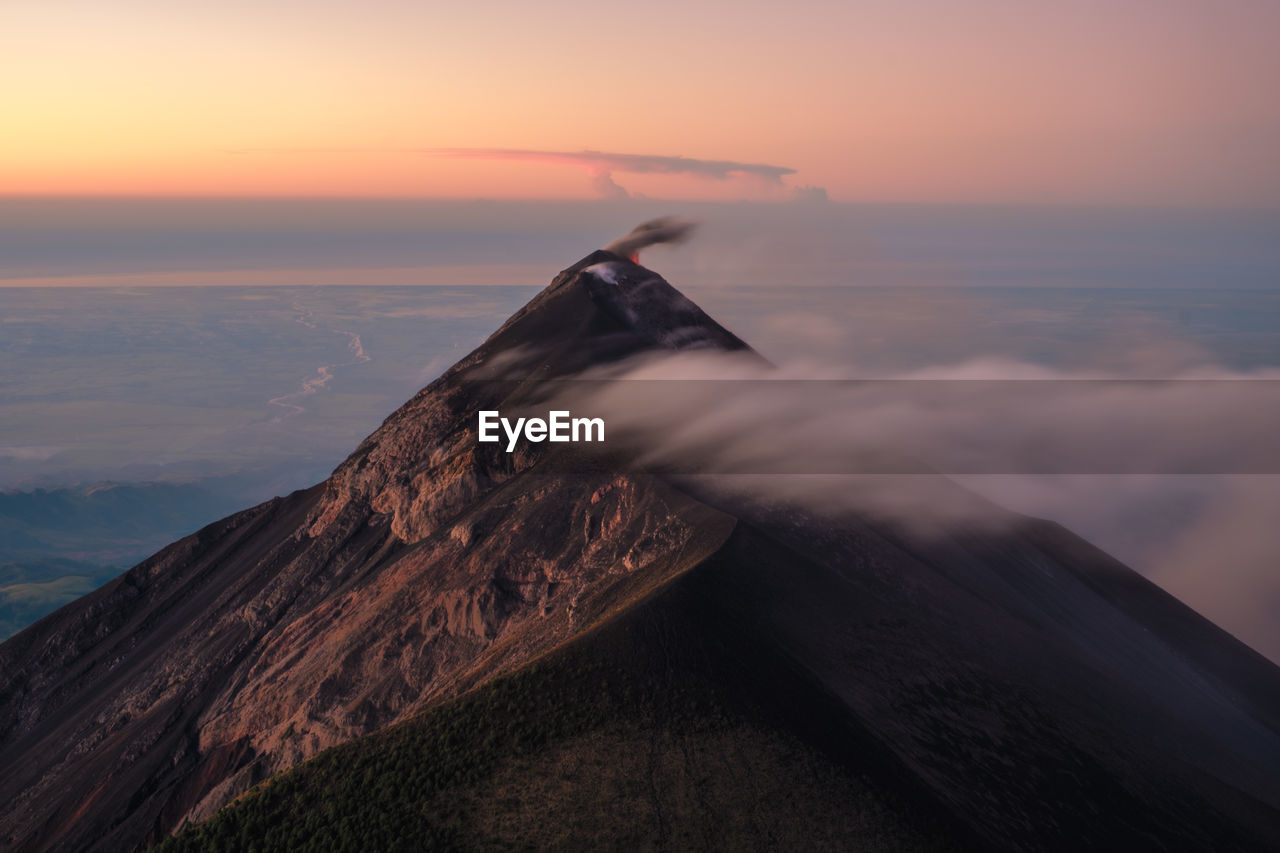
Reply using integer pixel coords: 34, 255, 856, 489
3, 226, 1280, 853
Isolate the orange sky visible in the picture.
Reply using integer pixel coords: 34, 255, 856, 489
4, 0, 1279, 205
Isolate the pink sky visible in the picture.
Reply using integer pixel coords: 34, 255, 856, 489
4, 0, 1278, 205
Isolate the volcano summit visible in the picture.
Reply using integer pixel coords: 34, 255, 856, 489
2, 224, 1279, 852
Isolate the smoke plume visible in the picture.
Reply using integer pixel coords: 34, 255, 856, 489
602, 217, 698, 259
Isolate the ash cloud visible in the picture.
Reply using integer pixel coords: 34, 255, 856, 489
429, 148, 798, 198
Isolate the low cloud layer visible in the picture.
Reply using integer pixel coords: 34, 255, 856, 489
1149, 476, 1280, 662
429, 148, 798, 198
960, 473, 1280, 663
526, 347, 1280, 662
546, 353, 1280, 480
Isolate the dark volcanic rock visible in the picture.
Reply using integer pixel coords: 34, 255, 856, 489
2, 246, 1280, 852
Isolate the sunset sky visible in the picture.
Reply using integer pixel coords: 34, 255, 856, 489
4, 0, 1279, 205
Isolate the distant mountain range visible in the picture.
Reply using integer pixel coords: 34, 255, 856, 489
3, 239, 1278, 852
0, 481, 260, 641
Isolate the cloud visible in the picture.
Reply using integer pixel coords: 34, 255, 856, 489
1148, 476, 1280, 662
430, 148, 796, 181
590, 169, 630, 199
511, 348, 1280, 545
549, 352, 1280, 477
428, 148, 797, 198
226, 147, 800, 198
792, 184, 829, 203
0, 446, 62, 462
954, 472, 1280, 663
526, 349, 1280, 661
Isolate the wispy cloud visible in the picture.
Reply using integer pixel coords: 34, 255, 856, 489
532, 343, 1280, 661
225, 146, 805, 198
428, 148, 797, 197
429, 148, 795, 181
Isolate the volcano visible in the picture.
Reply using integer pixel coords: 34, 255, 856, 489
3, 230, 1279, 852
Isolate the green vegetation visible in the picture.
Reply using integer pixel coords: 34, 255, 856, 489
153, 581, 957, 853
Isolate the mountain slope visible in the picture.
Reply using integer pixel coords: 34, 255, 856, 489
0, 249, 750, 853
155, 505, 1280, 852
3, 238, 1280, 852
154, 547, 969, 852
